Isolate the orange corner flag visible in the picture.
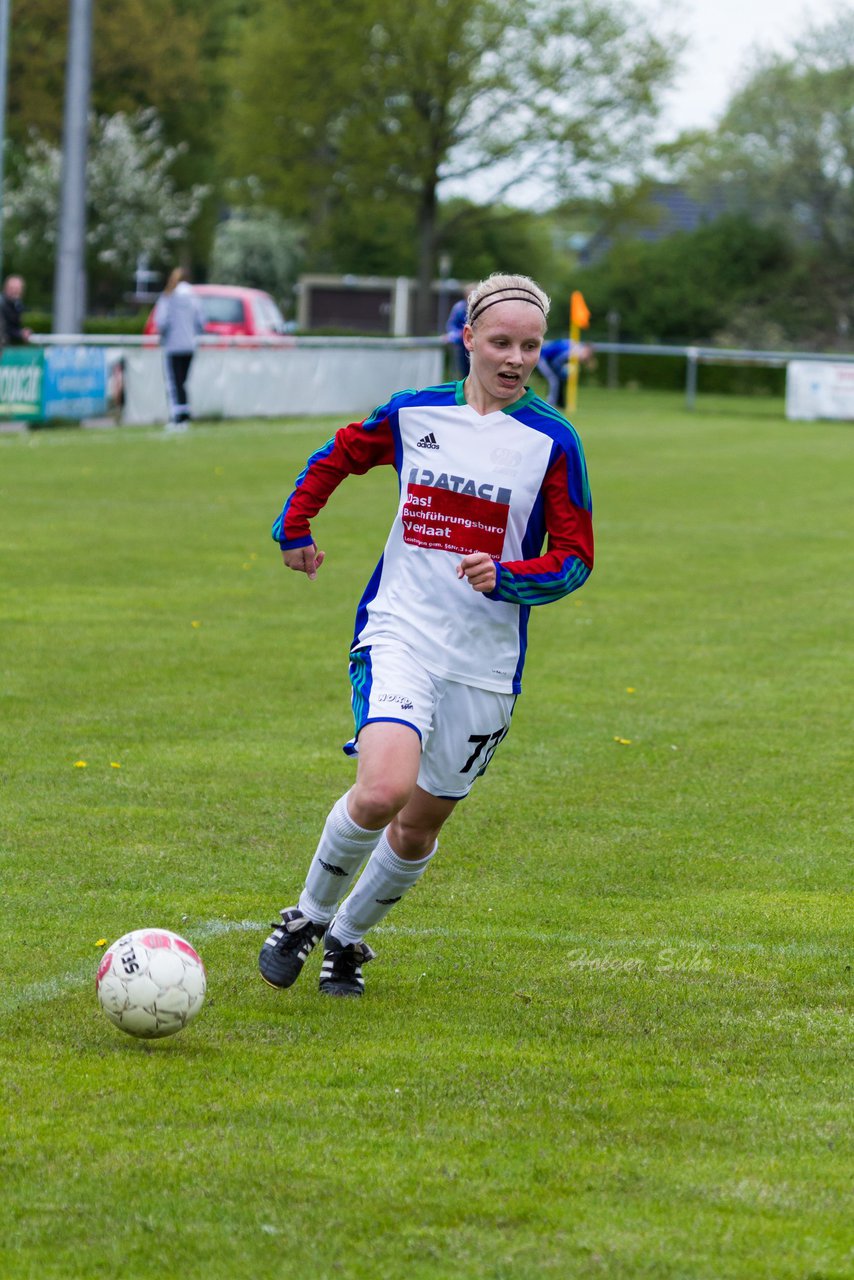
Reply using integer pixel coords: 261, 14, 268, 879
570, 290, 590, 330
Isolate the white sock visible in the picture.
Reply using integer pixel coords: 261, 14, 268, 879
331, 830, 437, 944
298, 794, 384, 924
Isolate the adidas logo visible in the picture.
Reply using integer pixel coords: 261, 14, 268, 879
319, 858, 347, 878
416, 432, 440, 450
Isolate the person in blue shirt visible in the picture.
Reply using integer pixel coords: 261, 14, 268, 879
537, 337, 592, 408
444, 284, 475, 378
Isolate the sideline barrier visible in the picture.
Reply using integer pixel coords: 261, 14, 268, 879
121, 340, 444, 425
23, 335, 444, 425
18, 336, 854, 423
0, 345, 123, 421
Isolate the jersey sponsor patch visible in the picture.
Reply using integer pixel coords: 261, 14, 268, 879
401, 482, 509, 558
407, 466, 512, 505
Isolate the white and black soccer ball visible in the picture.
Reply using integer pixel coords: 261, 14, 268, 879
96, 928, 207, 1039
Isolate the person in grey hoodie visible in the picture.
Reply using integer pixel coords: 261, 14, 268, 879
153, 268, 205, 429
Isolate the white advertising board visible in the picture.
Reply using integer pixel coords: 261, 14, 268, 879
786, 361, 854, 421
121, 343, 444, 426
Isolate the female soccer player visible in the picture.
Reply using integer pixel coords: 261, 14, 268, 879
260, 273, 594, 997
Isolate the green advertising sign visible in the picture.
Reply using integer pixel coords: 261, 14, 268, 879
0, 348, 45, 419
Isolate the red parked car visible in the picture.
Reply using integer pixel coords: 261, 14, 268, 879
144, 284, 290, 341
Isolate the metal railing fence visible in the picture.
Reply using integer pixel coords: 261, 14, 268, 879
27, 333, 854, 411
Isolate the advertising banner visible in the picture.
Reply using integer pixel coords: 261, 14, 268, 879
41, 346, 109, 419
0, 348, 44, 418
786, 361, 854, 421
0, 345, 116, 422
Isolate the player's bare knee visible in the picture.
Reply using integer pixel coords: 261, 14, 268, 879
388, 813, 440, 857
349, 780, 412, 829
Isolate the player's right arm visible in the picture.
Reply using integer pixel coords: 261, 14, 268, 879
282, 543, 325, 580
271, 407, 397, 573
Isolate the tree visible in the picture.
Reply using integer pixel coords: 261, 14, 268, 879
7, 0, 209, 147
696, 20, 854, 255
668, 10, 854, 342
6, 0, 242, 268
572, 215, 793, 344
209, 207, 304, 311
6, 111, 208, 308
223, 0, 680, 331
438, 201, 561, 299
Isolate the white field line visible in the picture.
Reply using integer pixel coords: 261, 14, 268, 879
373, 922, 838, 958
0, 919, 263, 1016
1, 918, 838, 1016
2, 916, 566, 1016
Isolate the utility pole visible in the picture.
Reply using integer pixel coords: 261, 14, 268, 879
53, 0, 93, 334
0, 0, 11, 282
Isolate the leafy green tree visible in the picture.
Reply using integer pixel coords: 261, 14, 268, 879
667, 11, 854, 343
209, 208, 304, 312
223, 0, 680, 331
6, 0, 241, 274
573, 215, 793, 344
708, 15, 854, 258
7, 0, 208, 146
309, 197, 563, 295
438, 201, 561, 298
6, 111, 208, 309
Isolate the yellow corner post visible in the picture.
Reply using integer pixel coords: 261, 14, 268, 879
566, 290, 590, 415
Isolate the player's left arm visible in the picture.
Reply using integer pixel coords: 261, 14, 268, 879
483, 442, 593, 606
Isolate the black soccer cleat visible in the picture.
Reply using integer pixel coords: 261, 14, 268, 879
259, 908, 328, 990
318, 932, 376, 998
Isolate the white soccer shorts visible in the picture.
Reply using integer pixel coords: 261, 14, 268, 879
345, 641, 516, 800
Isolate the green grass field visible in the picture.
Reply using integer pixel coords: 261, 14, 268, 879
0, 389, 851, 1279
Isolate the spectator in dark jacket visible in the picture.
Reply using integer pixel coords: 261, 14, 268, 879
1, 276, 32, 345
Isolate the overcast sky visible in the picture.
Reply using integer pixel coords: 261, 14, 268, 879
660, 0, 849, 135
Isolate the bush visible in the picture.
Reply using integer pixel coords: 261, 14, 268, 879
571, 215, 794, 346
25, 311, 150, 336
209, 209, 303, 313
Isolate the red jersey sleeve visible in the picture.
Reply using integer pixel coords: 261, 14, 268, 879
272, 416, 396, 548
489, 448, 594, 605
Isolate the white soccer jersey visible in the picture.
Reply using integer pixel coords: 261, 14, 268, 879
273, 381, 593, 694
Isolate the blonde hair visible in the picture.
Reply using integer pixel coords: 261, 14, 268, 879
466, 273, 550, 327
163, 267, 188, 295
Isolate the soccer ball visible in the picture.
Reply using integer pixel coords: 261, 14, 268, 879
96, 928, 207, 1039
